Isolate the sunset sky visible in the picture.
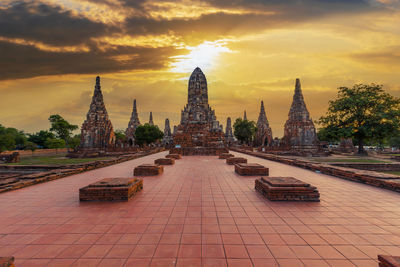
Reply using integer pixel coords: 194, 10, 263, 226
1, 0, 400, 137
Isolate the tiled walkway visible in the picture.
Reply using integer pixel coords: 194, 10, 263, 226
1, 151, 400, 267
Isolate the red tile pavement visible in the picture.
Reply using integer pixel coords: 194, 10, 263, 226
1, 151, 400, 266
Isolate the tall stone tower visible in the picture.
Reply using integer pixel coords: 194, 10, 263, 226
172, 67, 226, 155
162, 118, 173, 146
225, 117, 235, 145
149, 112, 154, 126
125, 99, 140, 146
254, 101, 273, 147
282, 79, 319, 152
80, 76, 115, 150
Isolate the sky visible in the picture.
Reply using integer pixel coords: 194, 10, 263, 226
0, 0, 400, 137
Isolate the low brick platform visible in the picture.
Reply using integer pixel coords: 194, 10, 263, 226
235, 163, 269, 176
226, 157, 247, 165
166, 154, 182, 159
134, 164, 163, 176
0, 257, 14, 267
79, 178, 143, 201
154, 158, 175, 165
378, 255, 400, 267
219, 153, 234, 159
255, 176, 320, 202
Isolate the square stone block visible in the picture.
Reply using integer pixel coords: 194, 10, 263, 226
235, 163, 269, 176
226, 157, 247, 165
166, 154, 182, 159
219, 153, 234, 159
79, 178, 143, 201
154, 158, 175, 165
378, 255, 400, 267
255, 177, 320, 202
134, 164, 164, 176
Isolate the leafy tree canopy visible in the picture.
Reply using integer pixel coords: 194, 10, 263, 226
134, 124, 163, 146
319, 84, 400, 154
233, 118, 256, 145
45, 138, 65, 149
0, 123, 27, 152
28, 130, 55, 148
49, 114, 78, 150
114, 130, 126, 143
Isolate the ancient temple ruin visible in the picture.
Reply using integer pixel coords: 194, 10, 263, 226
172, 67, 227, 155
149, 112, 154, 126
225, 117, 235, 145
125, 99, 140, 147
162, 118, 173, 146
243, 110, 247, 120
282, 79, 319, 152
254, 101, 273, 147
80, 76, 115, 151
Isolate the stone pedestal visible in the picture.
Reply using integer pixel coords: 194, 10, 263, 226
255, 177, 319, 201
134, 164, 163, 176
235, 163, 269, 176
378, 255, 400, 267
79, 178, 143, 201
166, 154, 181, 159
226, 157, 247, 165
154, 158, 175, 165
219, 153, 234, 159
0, 257, 14, 267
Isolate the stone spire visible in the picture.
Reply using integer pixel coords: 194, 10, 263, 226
282, 79, 319, 152
125, 99, 141, 146
188, 67, 208, 106
254, 100, 273, 146
243, 110, 247, 121
80, 76, 115, 150
225, 117, 234, 144
149, 112, 154, 126
162, 118, 173, 146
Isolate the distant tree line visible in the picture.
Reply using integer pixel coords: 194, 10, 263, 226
0, 114, 80, 153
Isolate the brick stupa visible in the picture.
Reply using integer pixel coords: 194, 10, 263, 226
162, 118, 173, 146
80, 76, 115, 151
125, 99, 140, 147
225, 117, 235, 145
171, 67, 227, 155
254, 100, 273, 147
282, 79, 319, 152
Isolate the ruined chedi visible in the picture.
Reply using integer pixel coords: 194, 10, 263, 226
125, 99, 141, 147
149, 112, 154, 126
162, 118, 173, 146
80, 76, 115, 150
225, 117, 235, 145
282, 79, 319, 152
243, 110, 247, 120
254, 101, 273, 147
172, 67, 226, 155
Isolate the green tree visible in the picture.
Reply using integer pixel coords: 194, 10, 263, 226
68, 134, 81, 151
114, 130, 126, 143
24, 141, 37, 155
389, 135, 400, 149
319, 84, 400, 154
134, 124, 163, 146
0, 124, 15, 152
48, 114, 78, 151
45, 138, 65, 153
28, 130, 55, 148
233, 118, 256, 145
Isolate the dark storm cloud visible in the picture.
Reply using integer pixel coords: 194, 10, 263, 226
0, 40, 181, 80
0, 1, 113, 46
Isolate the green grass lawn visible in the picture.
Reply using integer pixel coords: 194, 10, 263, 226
310, 158, 389, 163
382, 171, 400, 176
6, 155, 111, 165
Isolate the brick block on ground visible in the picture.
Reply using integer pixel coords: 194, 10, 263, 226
235, 163, 269, 176
378, 255, 400, 267
79, 178, 143, 201
255, 177, 320, 202
154, 158, 175, 165
0, 257, 14, 267
219, 153, 234, 159
226, 157, 247, 165
166, 154, 181, 159
134, 164, 163, 176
